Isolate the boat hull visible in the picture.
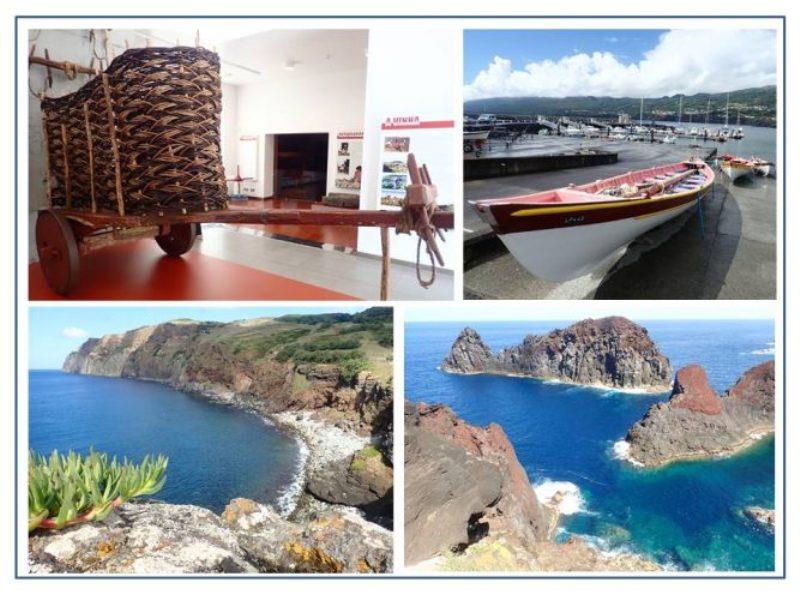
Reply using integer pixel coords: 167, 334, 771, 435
721, 163, 754, 181
498, 197, 699, 281
472, 160, 715, 282
754, 163, 774, 177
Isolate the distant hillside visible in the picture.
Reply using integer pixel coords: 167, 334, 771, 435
464, 86, 776, 127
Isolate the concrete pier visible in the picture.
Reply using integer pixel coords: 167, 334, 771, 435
464, 139, 776, 299
464, 150, 617, 180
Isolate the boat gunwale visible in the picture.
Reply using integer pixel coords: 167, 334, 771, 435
473, 160, 714, 217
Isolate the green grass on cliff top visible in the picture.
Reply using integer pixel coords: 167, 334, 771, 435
216, 313, 393, 383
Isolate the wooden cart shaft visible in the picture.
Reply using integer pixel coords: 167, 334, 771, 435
54, 207, 455, 231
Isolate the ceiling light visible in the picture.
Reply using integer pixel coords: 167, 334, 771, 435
284, 59, 299, 71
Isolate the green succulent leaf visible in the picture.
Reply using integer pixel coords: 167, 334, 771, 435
28, 449, 168, 533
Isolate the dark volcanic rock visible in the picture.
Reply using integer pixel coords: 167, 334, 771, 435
404, 402, 549, 565
626, 361, 775, 467
306, 451, 393, 524
441, 317, 672, 391
441, 327, 496, 373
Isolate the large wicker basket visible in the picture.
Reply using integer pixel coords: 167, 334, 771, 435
40, 47, 228, 216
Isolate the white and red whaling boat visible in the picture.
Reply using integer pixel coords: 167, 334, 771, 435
471, 159, 715, 282
718, 154, 755, 181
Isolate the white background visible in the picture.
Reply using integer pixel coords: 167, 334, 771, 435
2, 0, 797, 598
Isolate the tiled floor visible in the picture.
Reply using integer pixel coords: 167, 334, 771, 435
196, 225, 454, 300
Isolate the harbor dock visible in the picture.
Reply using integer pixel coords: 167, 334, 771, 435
464, 139, 776, 299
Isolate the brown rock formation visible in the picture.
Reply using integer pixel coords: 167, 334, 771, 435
626, 361, 775, 467
668, 364, 723, 415
404, 402, 549, 565
441, 317, 672, 391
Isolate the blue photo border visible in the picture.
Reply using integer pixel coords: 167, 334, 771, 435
14, 13, 787, 580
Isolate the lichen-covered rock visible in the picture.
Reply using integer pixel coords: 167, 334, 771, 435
404, 402, 549, 566
27, 499, 392, 574
28, 502, 255, 574
626, 361, 775, 467
236, 509, 392, 573
441, 317, 672, 391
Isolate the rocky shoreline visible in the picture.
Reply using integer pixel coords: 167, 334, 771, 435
624, 361, 775, 467
404, 401, 661, 572
35, 314, 395, 573
441, 317, 672, 391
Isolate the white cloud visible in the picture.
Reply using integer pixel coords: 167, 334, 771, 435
61, 326, 88, 339
464, 29, 776, 101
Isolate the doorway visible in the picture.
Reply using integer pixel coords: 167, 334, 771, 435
274, 133, 329, 201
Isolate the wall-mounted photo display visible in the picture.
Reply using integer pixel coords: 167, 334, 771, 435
333, 131, 363, 192
378, 116, 455, 208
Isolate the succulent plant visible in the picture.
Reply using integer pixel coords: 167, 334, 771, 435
28, 449, 167, 532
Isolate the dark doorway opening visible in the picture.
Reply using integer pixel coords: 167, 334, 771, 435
274, 133, 329, 201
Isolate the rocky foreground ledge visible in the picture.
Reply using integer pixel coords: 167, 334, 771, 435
441, 317, 672, 391
404, 402, 661, 572
29, 498, 391, 574
625, 360, 775, 467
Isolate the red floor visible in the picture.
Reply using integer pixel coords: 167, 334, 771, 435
29, 239, 357, 301
228, 198, 359, 248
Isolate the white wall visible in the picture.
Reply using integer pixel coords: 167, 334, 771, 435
228, 67, 367, 198
220, 83, 239, 185
358, 28, 459, 268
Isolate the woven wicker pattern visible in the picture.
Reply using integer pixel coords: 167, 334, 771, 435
41, 47, 228, 216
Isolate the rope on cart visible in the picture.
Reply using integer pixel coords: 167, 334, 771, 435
396, 154, 446, 288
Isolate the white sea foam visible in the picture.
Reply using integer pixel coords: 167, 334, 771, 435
749, 431, 768, 440
748, 342, 775, 356
273, 435, 310, 516
611, 439, 644, 467
533, 479, 586, 515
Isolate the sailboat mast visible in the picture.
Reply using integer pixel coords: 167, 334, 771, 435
639, 97, 643, 126
725, 92, 730, 128
678, 95, 682, 125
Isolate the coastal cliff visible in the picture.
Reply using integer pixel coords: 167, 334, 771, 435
404, 402, 660, 572
441, 317, 672, 391
625, 361, 775, 467
47, 309, 395, 573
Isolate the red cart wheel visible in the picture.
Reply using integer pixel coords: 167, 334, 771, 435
155, 223, 196, 257
35, 210, 80, 295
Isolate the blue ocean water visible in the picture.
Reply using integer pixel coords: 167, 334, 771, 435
405, 320, 776, 571
29, 371, 303, 514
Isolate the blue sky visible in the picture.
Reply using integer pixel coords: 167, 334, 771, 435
405, 303, 775, 323
464, 29, 665, 82
463, 28, 776, 100
28, 306, 364, 369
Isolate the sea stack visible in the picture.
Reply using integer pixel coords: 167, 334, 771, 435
441, 317, 672, 391
625, 360, 775, 467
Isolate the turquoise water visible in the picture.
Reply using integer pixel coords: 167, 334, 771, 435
405, 320, 776, 571
29, 371, 303, 514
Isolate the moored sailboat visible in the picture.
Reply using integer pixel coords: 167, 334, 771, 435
471, 159, 715, 282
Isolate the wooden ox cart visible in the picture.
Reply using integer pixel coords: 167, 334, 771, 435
31, 45, 453, 298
